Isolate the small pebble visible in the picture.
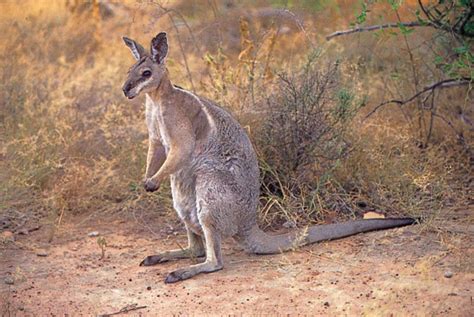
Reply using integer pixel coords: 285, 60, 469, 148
4, 277, 14, 285
444, 271, 453, 278
36, 250, 48, 257
1, 231, 14, 241
18, 229, 29, 235
88, 231, 100, 237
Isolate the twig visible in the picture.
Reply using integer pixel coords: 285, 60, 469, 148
417, 0, 473, 38
281, 9, 316, 49
151, 1, 197, 92
152, 1, 200, 54
365, 78, 472, 119
99, 304, 147, 317
425, 90, 436, 145
432, 113, 464, 142
326, 21, 424, 40
394, 9, 427, 143
167, 13, 196, 92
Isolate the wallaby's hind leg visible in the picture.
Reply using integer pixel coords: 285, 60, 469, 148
164, 224, 223, 283
140, 224, 205, 266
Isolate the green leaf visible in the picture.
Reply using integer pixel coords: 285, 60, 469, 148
129, 182, 139, 192
388, 0, 401, 10
398, 22, 414, 35
434, 56, 444, 65
334, 89, 355, 121
355, 2, 368, 24
454, 46, 468, 54
390, 72, 401, 80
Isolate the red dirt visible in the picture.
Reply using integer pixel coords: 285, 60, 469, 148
1, 208, 473, 315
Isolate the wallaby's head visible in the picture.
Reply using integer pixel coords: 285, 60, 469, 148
122, 32, 169, 99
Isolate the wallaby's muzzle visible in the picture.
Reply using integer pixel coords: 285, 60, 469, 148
122, 82, 136, 99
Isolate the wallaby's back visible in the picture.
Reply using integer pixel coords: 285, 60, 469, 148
190, 93, 417, 254
189, 94, 261, 234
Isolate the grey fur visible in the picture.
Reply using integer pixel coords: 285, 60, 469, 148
122, 33, 417, 283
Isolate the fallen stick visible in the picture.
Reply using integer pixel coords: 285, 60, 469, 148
98, 304, 147, 317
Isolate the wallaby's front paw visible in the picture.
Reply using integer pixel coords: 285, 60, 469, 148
140, 255, 169, 266
144, 178, 160, 192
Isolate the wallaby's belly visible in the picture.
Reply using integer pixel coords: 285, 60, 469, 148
185, 103, 261, 236
170, 170, 202, 235
170, 144, 259, 237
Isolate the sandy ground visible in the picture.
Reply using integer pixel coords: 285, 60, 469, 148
1, 207, 473, 316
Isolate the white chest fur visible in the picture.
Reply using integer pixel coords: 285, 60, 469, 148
145, 94, 170, 153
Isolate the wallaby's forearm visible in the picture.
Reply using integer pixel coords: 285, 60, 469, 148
149, 139, 195, 183
148, 112, 196, 183
145, 139, 166, 178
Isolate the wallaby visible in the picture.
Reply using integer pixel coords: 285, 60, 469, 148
121, 32, 416, 284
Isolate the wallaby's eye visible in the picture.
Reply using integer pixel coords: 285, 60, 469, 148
142, 70, 152, 77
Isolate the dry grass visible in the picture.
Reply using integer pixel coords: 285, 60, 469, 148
0, 0, 471, 236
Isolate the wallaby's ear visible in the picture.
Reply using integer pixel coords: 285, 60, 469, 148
151, 32, 168, 64
122, 36, 146, 61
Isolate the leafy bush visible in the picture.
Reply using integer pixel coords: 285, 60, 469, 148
256, 52, 362, 227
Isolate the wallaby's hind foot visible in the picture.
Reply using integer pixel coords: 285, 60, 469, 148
164, 224, 224, 283
164, 261, 223, 283
140, 226, 205, 266
139, 248, 205, 266
140, 254, 166, 266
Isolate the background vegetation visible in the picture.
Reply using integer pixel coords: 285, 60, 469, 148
1, 0, 472, 236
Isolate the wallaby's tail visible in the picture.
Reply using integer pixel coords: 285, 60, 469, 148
244, 218, 417, 255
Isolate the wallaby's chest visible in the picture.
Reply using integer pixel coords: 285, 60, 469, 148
145, 94, 171, 153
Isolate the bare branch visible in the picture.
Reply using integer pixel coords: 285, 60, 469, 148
152, 1, 201, 54
167, 13, 196, 92
327, 2, 473, 41
365, 78, 472, 119
326, 21, 424, 40
150, 1, 199, 92
280, 9, 316, 49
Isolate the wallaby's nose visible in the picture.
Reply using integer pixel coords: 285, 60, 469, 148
122, 83, 135, 99
122, 82, 132, 96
